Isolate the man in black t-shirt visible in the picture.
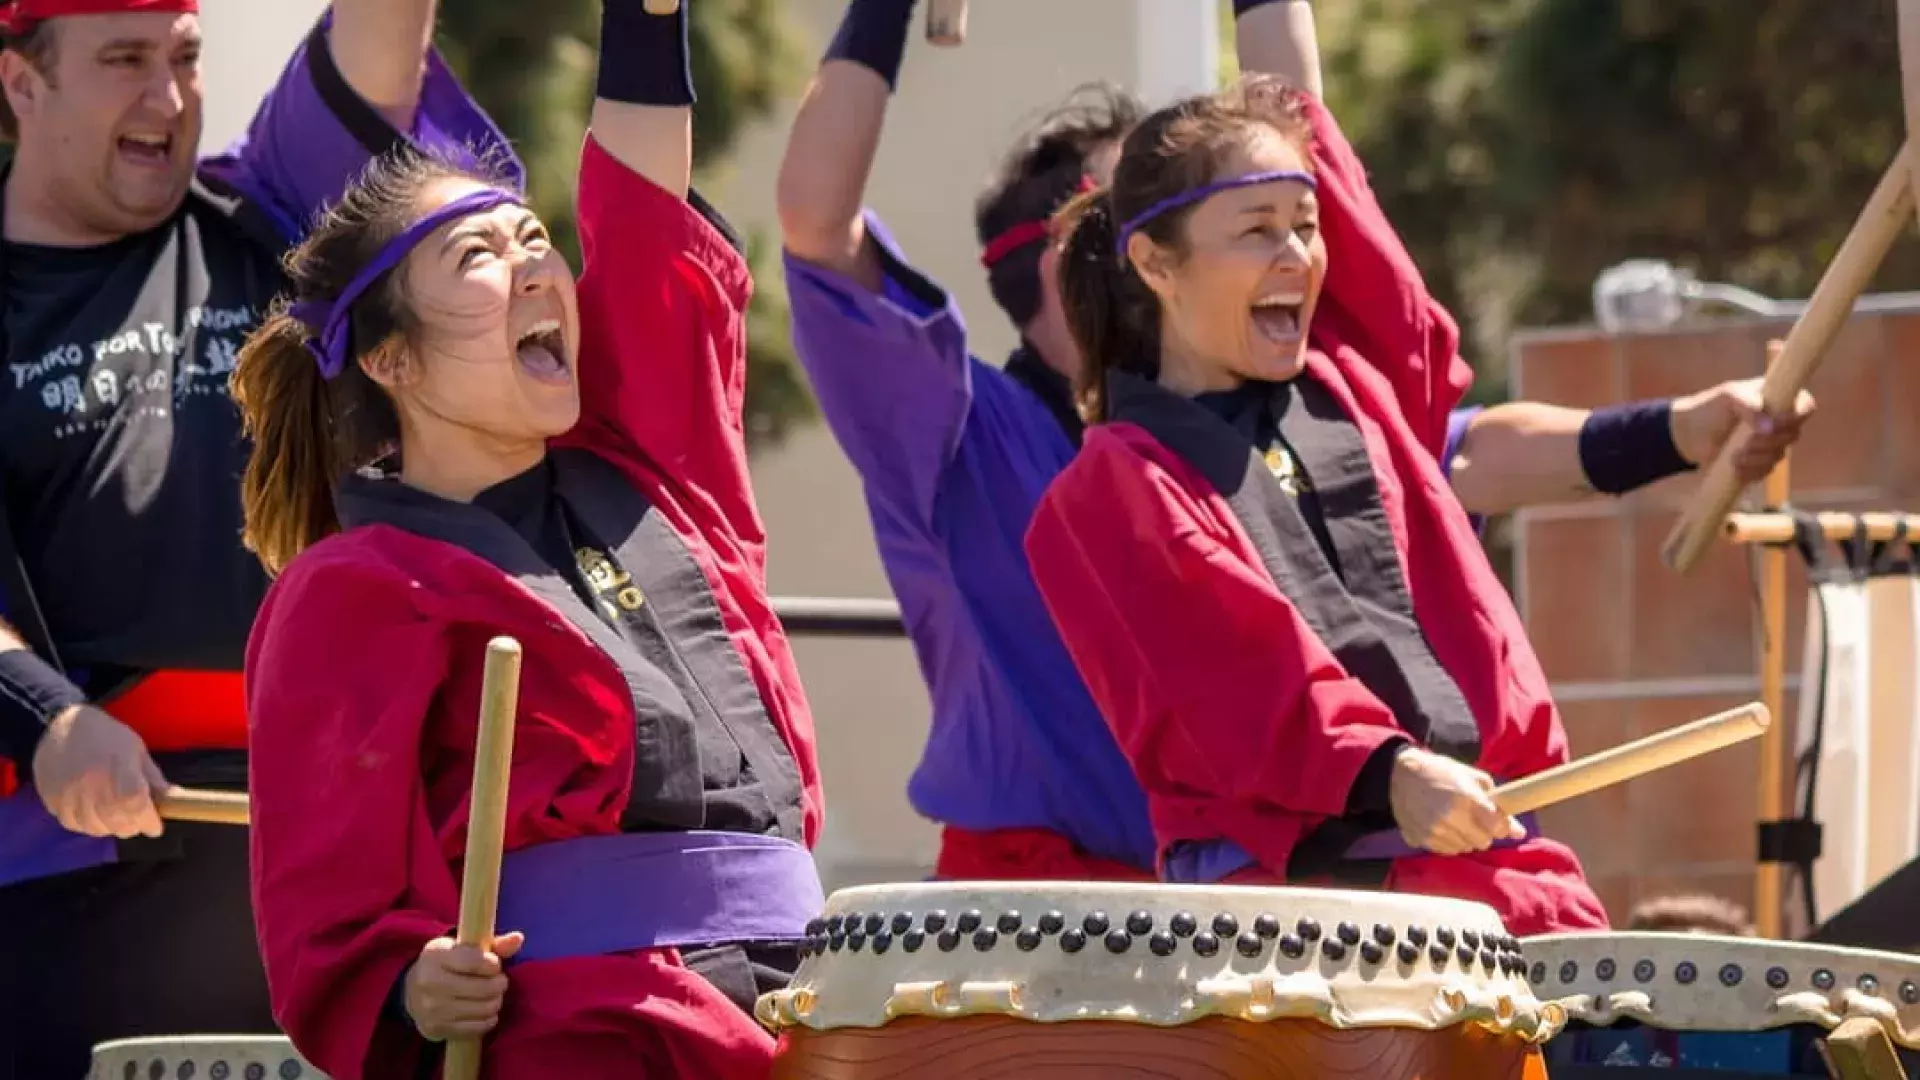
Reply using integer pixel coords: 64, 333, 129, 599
0, 0, 516, 1074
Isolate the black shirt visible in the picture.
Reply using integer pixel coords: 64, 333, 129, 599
0, 197, 280, 689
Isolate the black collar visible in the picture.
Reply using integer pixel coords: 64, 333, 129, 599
1003, 342, 1084, 446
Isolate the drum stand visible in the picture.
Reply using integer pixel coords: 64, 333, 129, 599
1712, 450, 1796, 941
1720, 476, 1920, 941
1821, 1018, 1912, 1080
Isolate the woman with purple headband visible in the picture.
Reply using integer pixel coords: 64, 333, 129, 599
1024, 74, 1607, 937
228, 3, 824, 1077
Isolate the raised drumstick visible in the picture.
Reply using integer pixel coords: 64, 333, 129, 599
1660, 146, 1914, 574
927, 0, 968, 46
642, 0, 679, 14
1492, 702, 1769, 815
157, 787, 250, 826
443, 637, 525, 1080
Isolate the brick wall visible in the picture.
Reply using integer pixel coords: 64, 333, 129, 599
1510, 312, 1920, 925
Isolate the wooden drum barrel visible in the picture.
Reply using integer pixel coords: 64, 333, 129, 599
89, 1036, 325, 1080
1525, 931, 1920, 1076
757, 883, 1562, 1079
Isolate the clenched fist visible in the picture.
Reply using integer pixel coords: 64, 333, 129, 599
32, 704, 168, 838
1388, 748, 1525, 856
403, 931, 525, 1041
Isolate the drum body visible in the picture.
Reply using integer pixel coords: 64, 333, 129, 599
1525, 932, 1920, 1076
89, 1036, 325, 1080
758, 882, 1561, 1079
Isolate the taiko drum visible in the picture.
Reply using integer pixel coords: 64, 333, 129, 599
758, 882, 1560, 1079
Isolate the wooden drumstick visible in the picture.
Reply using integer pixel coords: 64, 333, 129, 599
1492, 702, 1769, 815
927, 0, 967, 46
1660, 146, 1915, 574
443, 637, 524, 1080
157, 787, 250, 826
1900, 0, 1920, 218
642, 0, 679, 15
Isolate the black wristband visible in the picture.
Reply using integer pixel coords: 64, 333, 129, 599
1345, 738, 1411, 817
384, 968, 416, 1029
1578, 399, 1694, 496
1234, 0, 1293, 15
0, 648, 86, 764
595, 1, 696, 108
825, 0, 917, 92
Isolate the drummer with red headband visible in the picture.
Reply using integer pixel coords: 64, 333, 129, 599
0, 0, 510, 1073
775, 0, 1810, 890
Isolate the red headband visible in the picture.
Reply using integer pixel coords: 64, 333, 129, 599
0, 0, 196, 35
979, 175, 1098, 269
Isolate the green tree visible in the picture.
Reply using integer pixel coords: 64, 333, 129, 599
1224, 0, 1920, 396
434, 0, 816, 450
1490, 0, 1919, 332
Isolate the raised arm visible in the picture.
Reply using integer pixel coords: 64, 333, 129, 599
586, 1, 692, 198
327, 0, 435, 128
1234, 0, 1323, 98
564, 1, 760, 548
1232, 0, 1471, 459
776, 0, 917, 289
203, 0, 519, 242
774, 0, 978, 528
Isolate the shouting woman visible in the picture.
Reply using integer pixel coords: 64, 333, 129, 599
1025, 74, 1607, 937
232, 2, 823, 1077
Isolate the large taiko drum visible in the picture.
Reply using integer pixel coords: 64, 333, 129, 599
756, 882, 1562, 1078
1525, 932, 1920, 1075
88, 1036, 326, 1080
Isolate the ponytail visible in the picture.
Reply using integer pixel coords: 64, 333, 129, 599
232, 309, 398, 576
1052, 187, 1164, 424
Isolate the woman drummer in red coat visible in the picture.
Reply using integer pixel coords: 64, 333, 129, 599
1024, 74, 1607, 937
231, 3, 823, 1078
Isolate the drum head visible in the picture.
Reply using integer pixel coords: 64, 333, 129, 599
89, 1035, 325, 1080
1523, 932, 1920, 1049
758, 881, 1560, 1042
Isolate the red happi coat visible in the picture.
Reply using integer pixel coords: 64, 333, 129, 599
1022, 94, 1606, 936
246, 136, 823, 1080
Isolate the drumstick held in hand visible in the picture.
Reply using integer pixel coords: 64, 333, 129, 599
443, 637, 524, 1080
156, 787, 250, 826
1492, 702, 1769, 815
1660, 147, 1914, 574
927, 0, 968, 46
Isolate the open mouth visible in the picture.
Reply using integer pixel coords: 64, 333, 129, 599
515, 318, 571, 382
117, 132, 173, 167
1251, 293, 1305, 344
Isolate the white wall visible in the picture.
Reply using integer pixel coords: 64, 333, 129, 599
197, 0, 330, 151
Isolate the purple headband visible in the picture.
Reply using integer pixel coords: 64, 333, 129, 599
289, 187, 524, 380
1114, 169, 1317, 257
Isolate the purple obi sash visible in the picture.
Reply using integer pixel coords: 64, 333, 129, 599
1163, 812, 1542, 883
0, 788, 117, 888
495, 830, 825, 964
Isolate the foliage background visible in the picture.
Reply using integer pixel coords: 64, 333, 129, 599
438, 0, 1920, 440
1225, 0, 1919, 402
